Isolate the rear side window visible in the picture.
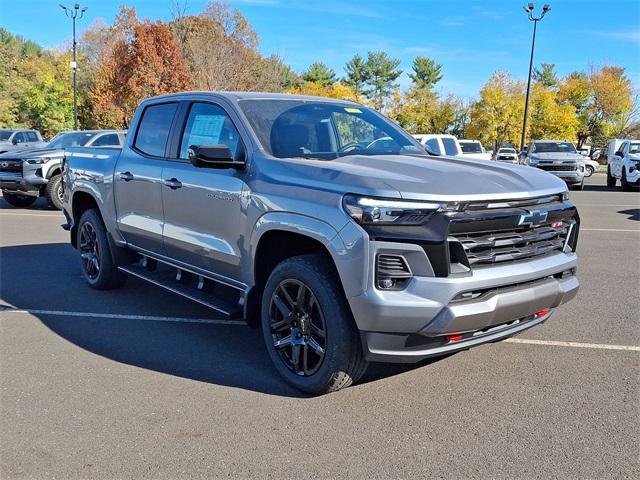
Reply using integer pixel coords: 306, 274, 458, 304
441, 137, 459, 155
134, 103, 178, 157
26, 131, 39, 142
92, 134, 121, 147
425, 138, 441, 154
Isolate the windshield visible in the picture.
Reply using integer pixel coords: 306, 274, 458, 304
629, 143, 640, 154
460, 142, 482, 153
0, 130, 12, 141
532, 141, 577, 153
499, 148, 516, 154
238, 99, 423, 160
47, 131, 95, 149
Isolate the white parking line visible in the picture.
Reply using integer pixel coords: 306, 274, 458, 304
1, 307, 639, 352
0, 307, 245, 325
0, 212, 61, 217
504, 338, 640, 352
581, 228, 640, 232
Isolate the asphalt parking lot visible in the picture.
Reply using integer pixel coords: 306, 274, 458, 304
1, 174, 638, 479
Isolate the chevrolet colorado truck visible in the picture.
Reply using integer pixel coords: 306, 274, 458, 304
522, 140, 586, 190
0, 130, 125, 209
0, 129, 47, 154
62, 92, 580, 394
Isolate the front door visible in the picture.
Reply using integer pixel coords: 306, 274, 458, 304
161, 101, 248, 280
114, 102, 179, 254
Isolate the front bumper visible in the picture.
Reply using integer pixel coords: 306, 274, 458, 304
349, 242, 579, 362
534, 167, 585, 184
0, 162, 47, 194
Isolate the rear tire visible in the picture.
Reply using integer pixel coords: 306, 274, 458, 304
2, 191, 37, 208
77, 208, 124, 290
607, 166, 617, 188
261, 254, 368, 394
45, 174, 64, 210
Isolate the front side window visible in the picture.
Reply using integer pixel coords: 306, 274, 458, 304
239, 99, 421, 160
14, 132, 26, 143
91, 134, 121, 147
441, 137, 459, 155
179, 103, 240, 160
134, 103, 178, 157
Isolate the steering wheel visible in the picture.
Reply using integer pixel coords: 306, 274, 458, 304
338, 142, 363, 153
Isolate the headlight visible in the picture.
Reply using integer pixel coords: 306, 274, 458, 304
561, 191, 570, 201
342, 194, 441, 226
26, 157, 51, 164
528, 157, 539, 165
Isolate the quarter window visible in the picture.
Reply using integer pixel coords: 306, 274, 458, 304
134, 103, 178, 157
179, 103, 241, 160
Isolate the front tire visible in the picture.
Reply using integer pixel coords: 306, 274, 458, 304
585, 165, 594, 177
77, 209, 124, 290
621, 169, 632, 191
261, 254, 368, 394
607, 166, 617, 188
45, 174, 64, 210
2, 191, 37, 208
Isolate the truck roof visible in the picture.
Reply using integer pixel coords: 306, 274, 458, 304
144, 91, 361, 105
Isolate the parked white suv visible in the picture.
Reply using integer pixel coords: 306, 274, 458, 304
495, 147, 519, 164
607, 139, 640, 190
413, 134, 462, 156
458, 140, 492, 160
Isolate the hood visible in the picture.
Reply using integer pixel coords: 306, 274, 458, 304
260, 154, 567, 202
530, 152, 583, 162
629, 154, 640, 161
0, 148, 63, 160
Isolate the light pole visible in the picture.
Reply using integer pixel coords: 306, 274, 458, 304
520, 3, 550, 151
60, 3, 87, 130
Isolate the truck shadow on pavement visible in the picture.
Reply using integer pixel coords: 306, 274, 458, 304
618, 208, 639, 221
0, 242, 438, 397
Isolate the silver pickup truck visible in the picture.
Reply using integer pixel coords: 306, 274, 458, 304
62, 92, 580, 394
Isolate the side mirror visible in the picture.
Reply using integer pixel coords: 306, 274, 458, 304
12, 138, 19, 145
188, 144, 244, 169
615, 151, 623, 157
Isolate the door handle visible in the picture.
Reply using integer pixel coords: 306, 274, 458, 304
164, 178, 182, 190
119, 171, 134, 181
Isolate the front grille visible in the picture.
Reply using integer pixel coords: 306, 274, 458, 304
445, 195, 578, 270
498, 156, 515, 160
538, 164, 577, 172
0, 171, 22, 179
452, 224, 569, 266
0, 160, 22, 174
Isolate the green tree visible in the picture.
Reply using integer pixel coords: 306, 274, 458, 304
301, 62, 336, 87
533, 63, 558, 88
363, 51, 402, 111
344, 54, 368, 97
408, 56, 443, 90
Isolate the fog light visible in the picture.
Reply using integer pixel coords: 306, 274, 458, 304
378, 278, 395, 289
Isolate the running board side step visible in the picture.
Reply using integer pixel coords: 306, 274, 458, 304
118, 264, 244, 320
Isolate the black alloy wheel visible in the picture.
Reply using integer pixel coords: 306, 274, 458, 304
268, 279, 326, 376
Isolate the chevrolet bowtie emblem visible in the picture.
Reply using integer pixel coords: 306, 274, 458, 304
0, 162, 8, 168
518, 210, 548, 226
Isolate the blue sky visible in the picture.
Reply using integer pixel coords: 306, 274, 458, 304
1, 0, 638, 99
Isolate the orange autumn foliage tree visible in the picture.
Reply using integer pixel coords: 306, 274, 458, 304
91, 20, 192, 128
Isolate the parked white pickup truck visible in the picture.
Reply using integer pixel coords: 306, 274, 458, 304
412, 134, 463, 157
458, 140, 492, 160
607, 139, 640, 190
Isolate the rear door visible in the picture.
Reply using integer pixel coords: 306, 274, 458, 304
114, 102, 179, 254
160, 100, 249, 280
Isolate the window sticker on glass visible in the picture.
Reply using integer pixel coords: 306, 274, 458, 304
344, 107, 362, 114
189, 114, 225, 145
